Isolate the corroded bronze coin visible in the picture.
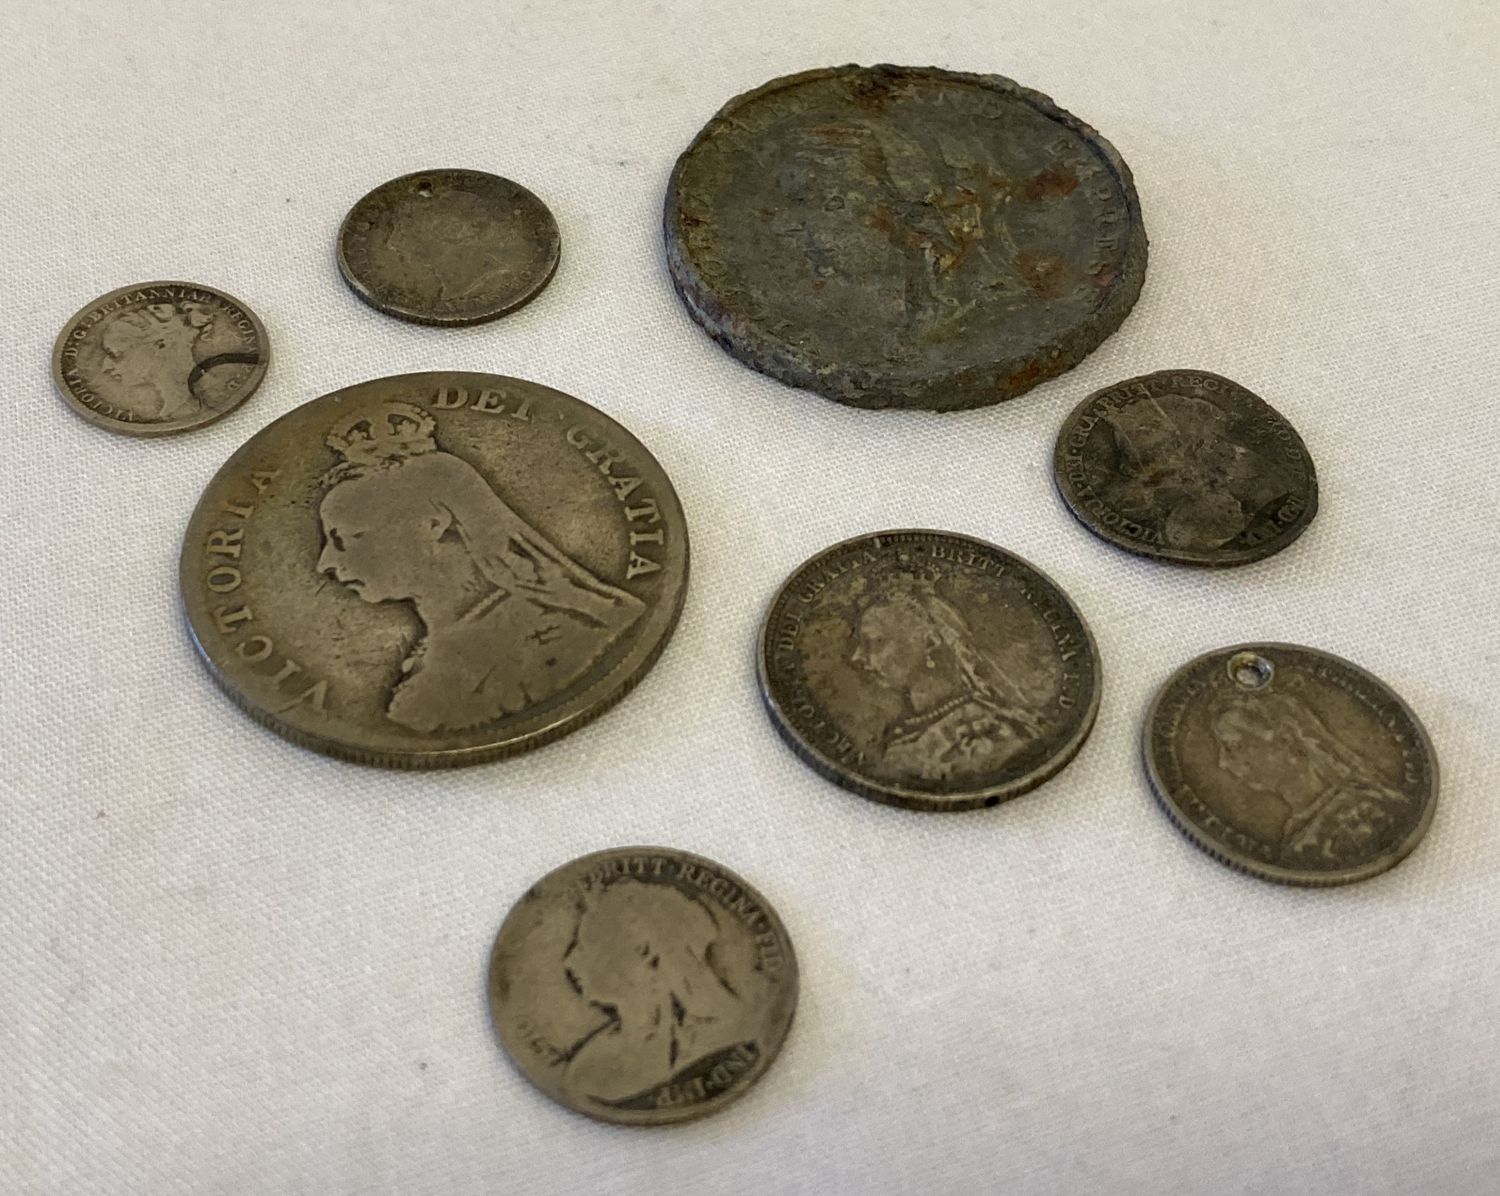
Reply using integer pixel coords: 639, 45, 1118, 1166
489, 847, 798, 1125
759, 530, 1101, 810
51, 281, 268, 436
1054, 369, 1318, 566
337, 169, 560, 325
1144, 644, 1438, 886
665, 64, 1147, 411
180, 371, 687, 766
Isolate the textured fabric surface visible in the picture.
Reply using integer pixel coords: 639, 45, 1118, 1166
3, 2, 1498, 1193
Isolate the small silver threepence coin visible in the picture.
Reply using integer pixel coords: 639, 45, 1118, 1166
1054, 369, 1318, 566
488, 847, 798, 1125
52, 281, 268, 436
1144, 643, 1437, 885
337, 169, 560, 325
759, 529, 1101, 810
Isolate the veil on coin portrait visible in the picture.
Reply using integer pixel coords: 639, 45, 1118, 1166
383, 188, 520, 301
1098, 395, 1292, 550
849, 575, 1047, 781
554, 879, 754, 1107
316, 400, 645, 734
97, 299, 218, 421
1208, 688, 1411, 865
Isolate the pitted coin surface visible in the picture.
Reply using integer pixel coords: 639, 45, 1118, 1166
52, 281, 268, 436
488, 847, 798, 1126
1054, 369, 1318, 566
665, 64, 1147, 410
337, 169, 560, 325
1144, 643, 1438, 886
180, 371, 687, 766
759, 530, 1101, 810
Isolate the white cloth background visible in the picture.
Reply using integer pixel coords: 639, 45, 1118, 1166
3, 2, 1497, 1192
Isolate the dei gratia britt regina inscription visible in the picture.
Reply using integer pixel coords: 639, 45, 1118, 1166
180, 371, 688, 766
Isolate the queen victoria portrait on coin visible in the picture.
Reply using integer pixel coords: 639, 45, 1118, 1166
1054, 370, 1318, 566
1145, 644, 1438, 885
52, 281, 268, 436
181, 372, 687, 766
556, 878, 755, 1107
1204, 686, 1415, 867
848, 579, 1046, 783
759, 530, 1101, 810
489, 848, 798, 1125
315, 402, 645, 734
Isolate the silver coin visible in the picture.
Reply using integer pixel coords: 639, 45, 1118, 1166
1144, 643, 1438, 885
488, 847, 798, 1125
759, 530, 1102, 810
337, 169, 560, 326
1054, 369, 1318, 567
52, 281, 268, 436
180, 371, 688, 766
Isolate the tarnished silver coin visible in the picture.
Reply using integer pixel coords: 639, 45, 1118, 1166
759, 530, 1101, 810
665, 64, 1147, 410
488, 847, 798, 1125
180, 371, 687, 766
337, 169, 560, 326
1144, 644, 1438, 886
51, 281, 268, 436
1054, 369, 1318, 566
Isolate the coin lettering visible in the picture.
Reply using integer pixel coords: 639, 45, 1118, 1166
489, 847, 798, 1126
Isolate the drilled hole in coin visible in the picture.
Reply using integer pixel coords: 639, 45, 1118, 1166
1229, 652, 1273, 690
415, 178, 434, 197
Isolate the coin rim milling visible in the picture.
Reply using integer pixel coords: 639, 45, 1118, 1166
1142, 642, 1439, 886
336, 168, 561, 326
487, 846, 800, 1126
1052, 369, 1320, 567
664, 63, 1149, 411
178, 371, 689, 768
757, 529, 1103, 811
51, 280, 270, 437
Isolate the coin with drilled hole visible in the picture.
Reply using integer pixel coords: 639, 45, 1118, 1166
489, 847, 798, 1125
1144, 643, 1438, 885
1054, 369, 1318, 566
51, 281, 268, 436
180, 371, 687, 766
759, 530, 1101, 810
337, 169, 560, 325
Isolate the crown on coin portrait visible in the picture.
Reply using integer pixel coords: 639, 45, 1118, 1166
886, 552, 945, 590
848, 552, 945, 617
324, 401, 438, 479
